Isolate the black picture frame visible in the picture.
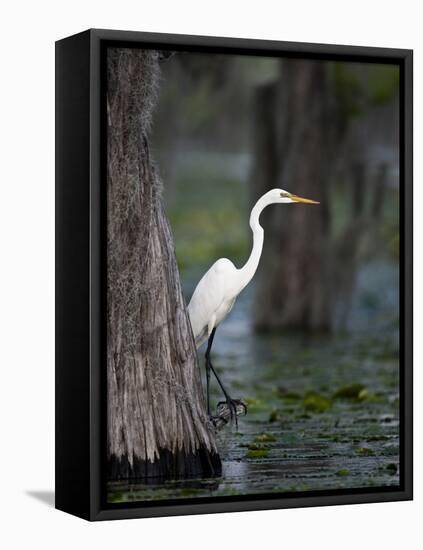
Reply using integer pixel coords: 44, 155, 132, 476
55, 28, 413, 521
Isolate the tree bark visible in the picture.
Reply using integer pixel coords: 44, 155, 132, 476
107, 48, 221, 480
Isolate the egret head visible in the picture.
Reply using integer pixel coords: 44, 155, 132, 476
266, 188, 320, 204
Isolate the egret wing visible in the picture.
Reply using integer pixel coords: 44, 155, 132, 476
188, 258, 235, 348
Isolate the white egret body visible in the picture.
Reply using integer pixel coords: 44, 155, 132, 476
187, 188, 319, 418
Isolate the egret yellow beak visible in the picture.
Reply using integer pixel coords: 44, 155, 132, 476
290, 194, 320, 204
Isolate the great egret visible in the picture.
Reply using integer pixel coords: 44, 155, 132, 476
188, 188, 319, 421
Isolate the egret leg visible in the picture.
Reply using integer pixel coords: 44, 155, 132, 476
205, 328, 246, 425
204, 328, 216, 417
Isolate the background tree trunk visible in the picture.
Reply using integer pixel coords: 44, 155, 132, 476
107, 48, 221, 480
252, 60, 334, 331
251, 60, 393, 333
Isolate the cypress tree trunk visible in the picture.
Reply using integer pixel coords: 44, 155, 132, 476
252, 60, 334, 331
107, 48, 221, 480
251, 60, 392, 332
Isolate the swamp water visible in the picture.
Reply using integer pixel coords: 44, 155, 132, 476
108, 274, 400, 503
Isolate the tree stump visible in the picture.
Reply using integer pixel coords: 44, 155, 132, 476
107, 48, 221, 480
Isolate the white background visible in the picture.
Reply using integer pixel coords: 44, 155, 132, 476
0, 1, 420, 548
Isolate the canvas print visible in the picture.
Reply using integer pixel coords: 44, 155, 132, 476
106, 47, 400, 504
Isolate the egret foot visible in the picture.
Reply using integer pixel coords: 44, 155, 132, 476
209, 414, 228, 429
216, 398, 247, 428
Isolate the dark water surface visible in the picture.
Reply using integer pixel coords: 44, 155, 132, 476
108, 277, 400, 503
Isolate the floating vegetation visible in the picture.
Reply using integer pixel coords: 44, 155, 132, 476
107, 284, 400, 503
380, 446, 400, 457
255, 433, 277, 442
365, 435, 390, 442
268, 409, 283, 423
179, 487, 205, 497
243, 442, 271, 451
357, 388, 370, 401
276, 387, 302, 400
333, 384, 366, 400
303, 391, 332, 413
357, 447, 375, 456
245, 449, 269, 459
244, 397, 260, 406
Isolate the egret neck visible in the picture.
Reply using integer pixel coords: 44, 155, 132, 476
238, 193, 270, 290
